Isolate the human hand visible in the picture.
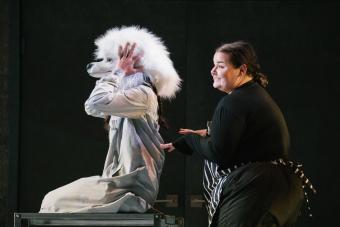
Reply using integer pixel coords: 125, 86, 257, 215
178, 128, 195, 135
160, 143, 175, 152
116, 42, 143, 76
179, 128, 207, 137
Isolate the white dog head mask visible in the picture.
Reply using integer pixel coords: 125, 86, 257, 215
87, 26, 181, 99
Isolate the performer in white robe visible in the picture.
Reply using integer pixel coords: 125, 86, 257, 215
39, 26, 181, 213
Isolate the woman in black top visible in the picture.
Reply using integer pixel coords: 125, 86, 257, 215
161, 41, 315, 227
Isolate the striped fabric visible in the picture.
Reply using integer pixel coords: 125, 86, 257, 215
202, 158, 316, 226
203, 160, 230, 226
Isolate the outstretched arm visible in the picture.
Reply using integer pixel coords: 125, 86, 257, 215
178, 128, 208, 137
163, 104, 245, 167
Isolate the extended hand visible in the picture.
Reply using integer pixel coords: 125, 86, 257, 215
179, 128, 207, 137
160, 143, 175, 152
117, 42, 143, 76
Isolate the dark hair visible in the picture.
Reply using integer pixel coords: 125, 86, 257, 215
216, 41, 268, 88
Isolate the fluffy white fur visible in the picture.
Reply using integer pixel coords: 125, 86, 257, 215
87, 26, 181, 99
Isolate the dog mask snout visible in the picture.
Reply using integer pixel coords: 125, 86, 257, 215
86, 63, 93, 70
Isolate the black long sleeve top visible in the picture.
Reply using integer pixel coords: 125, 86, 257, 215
173, 80, 290, 169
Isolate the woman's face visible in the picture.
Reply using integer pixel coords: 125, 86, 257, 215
211, 52, 242, 93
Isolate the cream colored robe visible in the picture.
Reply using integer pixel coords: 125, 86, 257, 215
40, 72, 165, 213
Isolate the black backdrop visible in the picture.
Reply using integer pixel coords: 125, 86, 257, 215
7, 1, 340, 226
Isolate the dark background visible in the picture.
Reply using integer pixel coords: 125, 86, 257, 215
1, 1, 340, 226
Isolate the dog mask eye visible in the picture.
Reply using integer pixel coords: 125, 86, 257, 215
94, 58, 103, 62
106, 58, 113, 62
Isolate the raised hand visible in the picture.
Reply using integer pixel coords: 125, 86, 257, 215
117, 42, 143, 76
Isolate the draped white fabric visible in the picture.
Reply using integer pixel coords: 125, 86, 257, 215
40, 72, 164, 213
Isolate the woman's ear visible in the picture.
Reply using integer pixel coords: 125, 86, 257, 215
239, 64, 248, 76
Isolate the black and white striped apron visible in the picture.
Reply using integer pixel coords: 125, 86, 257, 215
202, 159, 316, 226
